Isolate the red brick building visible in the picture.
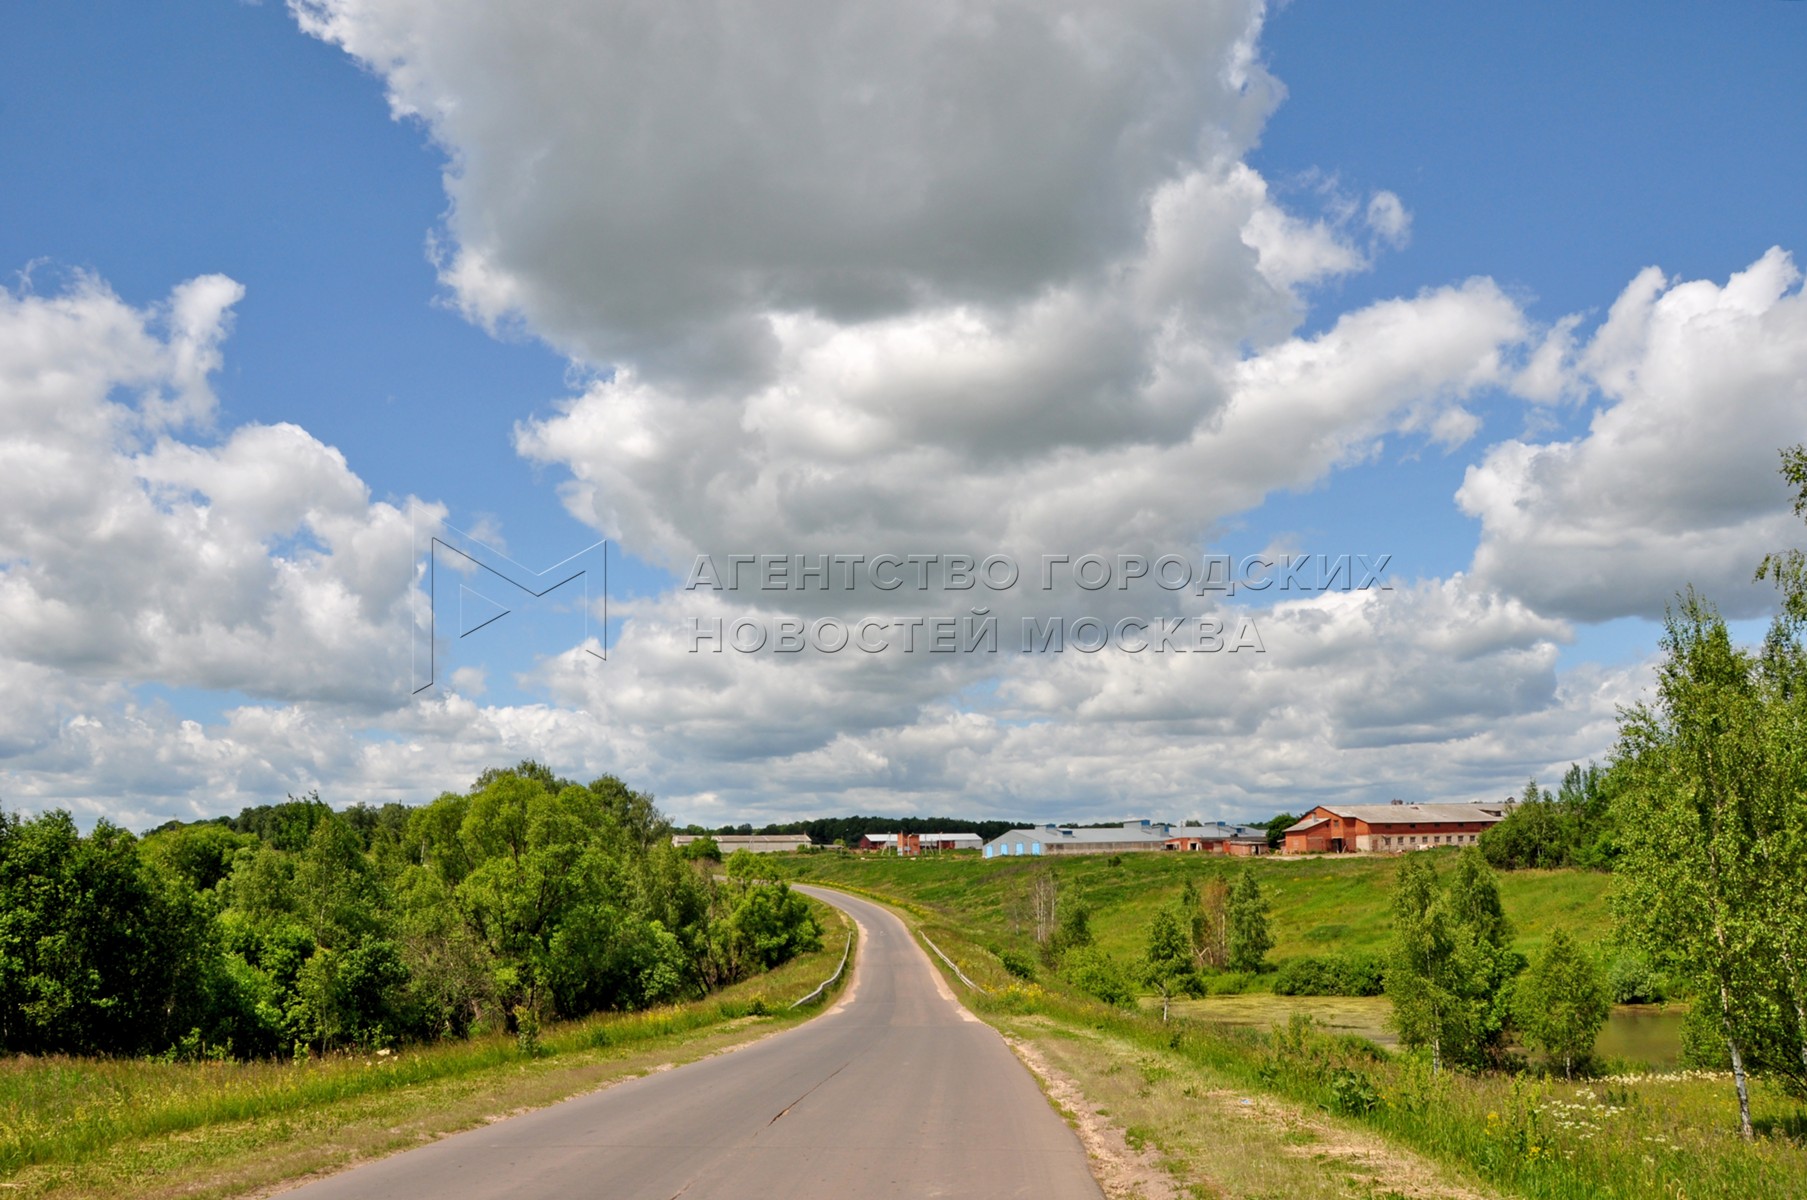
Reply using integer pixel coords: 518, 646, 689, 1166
858, 831, 985, 854
1282, 802, 1507, 854
1164, 822, 1270, 855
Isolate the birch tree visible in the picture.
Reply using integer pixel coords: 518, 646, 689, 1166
1613, 594, 1770, 1139
1226, 868, 1273, 973
1516, 929, 1608, 1079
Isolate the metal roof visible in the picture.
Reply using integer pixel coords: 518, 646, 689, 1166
984, 822, 1172, 847
1167, 824, 1267, 841
1286, 803, 1506, 830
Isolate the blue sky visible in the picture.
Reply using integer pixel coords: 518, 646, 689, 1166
3, 1, 1805, 827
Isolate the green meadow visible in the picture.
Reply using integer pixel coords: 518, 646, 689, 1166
785, 847, 1614, 969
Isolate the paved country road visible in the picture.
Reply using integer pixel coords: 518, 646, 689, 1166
282, 885, 1104, 1200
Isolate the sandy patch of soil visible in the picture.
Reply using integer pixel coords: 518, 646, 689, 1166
1004, 1035, 1185, 1200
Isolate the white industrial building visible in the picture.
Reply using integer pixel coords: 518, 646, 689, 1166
982, 821, 1173, 858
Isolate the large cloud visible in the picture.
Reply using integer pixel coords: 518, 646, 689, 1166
0, 274, 428, 708
1462, 248, 1807, 621
293, 0, 1285, 378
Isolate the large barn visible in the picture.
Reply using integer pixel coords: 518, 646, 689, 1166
1282, 802, 1508, 854
983, 821, 1173, 858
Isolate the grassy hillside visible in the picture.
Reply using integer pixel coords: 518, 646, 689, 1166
784, 847, 1614, 970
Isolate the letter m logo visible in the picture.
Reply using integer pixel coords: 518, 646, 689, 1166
410, 506, 608, 697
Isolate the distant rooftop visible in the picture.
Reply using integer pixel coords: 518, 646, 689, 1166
1285, 803, 1507, 831
986, 821, 1173, 846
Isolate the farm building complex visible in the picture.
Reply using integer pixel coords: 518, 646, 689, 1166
1282, 802, 1508, 854
857, 831, 986, 853
1165, 822, 1270, 854
983, 820, 1272, 858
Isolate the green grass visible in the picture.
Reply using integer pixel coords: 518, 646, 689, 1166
984, 985, 1807, 1200
0, 898, 855, 1198
784, 849, 1615, 973
790, 866, 1806, 1200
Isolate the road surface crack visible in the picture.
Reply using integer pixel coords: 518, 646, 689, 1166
766, 1059, 853, 1126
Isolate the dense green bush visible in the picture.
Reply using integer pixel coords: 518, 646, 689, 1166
994, 946, 1038, 980
1272, 952, 1386, 996
1061, 946, 1136, 1006
1604, 949, 1670, 1005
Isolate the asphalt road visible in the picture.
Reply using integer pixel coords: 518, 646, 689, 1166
283, 885, 1103, 1200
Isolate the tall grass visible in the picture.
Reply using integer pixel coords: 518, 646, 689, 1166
988, 988, 1807, 1200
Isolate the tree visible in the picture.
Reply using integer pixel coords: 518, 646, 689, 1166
0, 812, 215, 1055
1261, 812, 1298, 852
1756, 443, 1807, 622
1754, 615, 1807, 1098
723, 848, 762, 882
1516, 930, 1609, 1078
1143, 908, 1193, 1022
1384, 852, 1516, 1073
3, 762, 841, 1061
1051, 899, 1094, 960
1613, 593, 1773, 1138
1480, 766, 1618, 870
1226, 869, 1272, 973
682, 835, 722, 862
1192, 876, 1231, 970
1029, 868, 1060, 951
1386, 856, 1461, 1074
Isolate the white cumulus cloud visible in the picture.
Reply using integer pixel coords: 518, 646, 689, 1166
1463, 248, 1807, 621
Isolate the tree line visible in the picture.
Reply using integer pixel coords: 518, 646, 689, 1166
0, 762, 820, 1059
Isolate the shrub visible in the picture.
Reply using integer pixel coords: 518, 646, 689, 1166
1604, 949, 1669, 1004
682, 836, 722, 862
995, 946, 1038, 980
1328, 1066, 1381, 1115
1061, 947, 1136, 1006
1273, 953, 1386, 996
1198, 971, 1256, 996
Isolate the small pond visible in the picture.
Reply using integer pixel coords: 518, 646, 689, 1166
1152, 994, 1686, 1068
